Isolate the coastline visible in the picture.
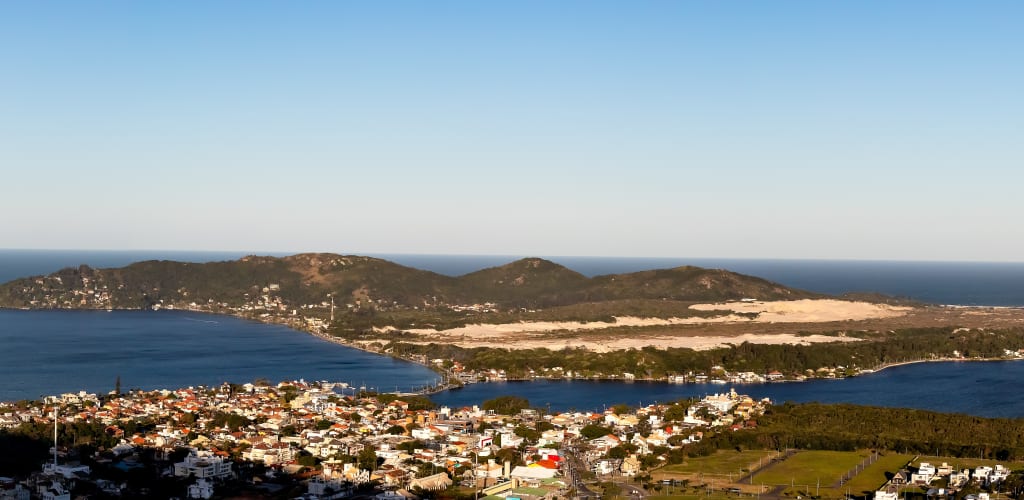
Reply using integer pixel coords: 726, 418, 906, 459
4, 305, 1024, 397
867, 356, 1024, 375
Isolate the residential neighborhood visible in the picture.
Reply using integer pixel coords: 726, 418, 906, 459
0, 382, 771, 499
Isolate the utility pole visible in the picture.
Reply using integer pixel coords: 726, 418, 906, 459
329, 294, 335, 322
53, 406, 59, 467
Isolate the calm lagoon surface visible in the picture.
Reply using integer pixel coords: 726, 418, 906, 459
429, 360, 1024, 418
0, 309, 439, 402
4, 308, 1024, 418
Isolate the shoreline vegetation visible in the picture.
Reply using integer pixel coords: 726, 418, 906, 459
3, 253, 1024, 402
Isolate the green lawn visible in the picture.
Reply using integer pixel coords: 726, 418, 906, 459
841, 453, 915, 496
751, 451, 869, 487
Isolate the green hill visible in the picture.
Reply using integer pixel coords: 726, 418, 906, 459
0, 253, 823, 317
583, 266, 814, 302
455, 258, 591, 307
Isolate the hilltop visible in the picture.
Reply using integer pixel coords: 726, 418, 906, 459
0, 253, 820, 314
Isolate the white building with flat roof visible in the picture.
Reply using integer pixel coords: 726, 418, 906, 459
174, 451, 232, 479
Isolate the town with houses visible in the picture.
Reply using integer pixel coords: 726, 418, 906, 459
1, 380, 1020, 500
6, 266, 1024, 500
1, 381, 758, 500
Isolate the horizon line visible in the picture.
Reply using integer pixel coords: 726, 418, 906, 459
2, 247, 1024, 265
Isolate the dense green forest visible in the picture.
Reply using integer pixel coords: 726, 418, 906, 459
715, 403, 1024, 460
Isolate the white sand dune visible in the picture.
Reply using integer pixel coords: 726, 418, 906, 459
392, 299, 909, 352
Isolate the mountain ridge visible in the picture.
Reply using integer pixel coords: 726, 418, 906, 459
0, 254, 835, 336
0, 253, 823, 311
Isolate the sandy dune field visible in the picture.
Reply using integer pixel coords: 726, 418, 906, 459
393, 299, 910, 352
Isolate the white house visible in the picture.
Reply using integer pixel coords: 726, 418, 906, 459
875, 490, 898, 500
174, 450, 232, 479
187, 479, 214, 499
593, 460, 616, 475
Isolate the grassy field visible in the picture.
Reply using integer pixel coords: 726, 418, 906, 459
841, 453, 915, 495
752, 451, 869, 487
645, 450, 1023, 500
654, 450, 781, 482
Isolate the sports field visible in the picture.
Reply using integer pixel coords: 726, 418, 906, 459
647, 450, 1021, 500
840, 453, 914, 495
752, 450, 868, 487
654, 450, 781, 482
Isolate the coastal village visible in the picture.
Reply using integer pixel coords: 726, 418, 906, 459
0, 381, 761, 499
5, 264, 1024, 500
2, 381, 1021, 500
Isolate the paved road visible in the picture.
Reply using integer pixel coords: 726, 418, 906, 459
562, 439, 599, 499
612, 480, 647, 499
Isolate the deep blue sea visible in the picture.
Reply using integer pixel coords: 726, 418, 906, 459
3, 249, 1024, 416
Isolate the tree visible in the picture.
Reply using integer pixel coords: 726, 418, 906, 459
634, 418, 652, 438
607, 443, 638, 460
495, 447, 523, 468
296, 452, 320, 467
664, 403, 689, 422
581, 424, 613, 440
607, 445, 630, 459
358, 447, 378, 471
611, 404, 632, 415
397, 440, 426, 453
514, 425, 540, 443
1003, 472, 1024, 499
482, 396, 530, 415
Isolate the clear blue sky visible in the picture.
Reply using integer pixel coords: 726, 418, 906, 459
2, 2, 1021, 261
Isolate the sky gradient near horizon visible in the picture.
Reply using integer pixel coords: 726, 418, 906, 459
3, 2, 1022, 261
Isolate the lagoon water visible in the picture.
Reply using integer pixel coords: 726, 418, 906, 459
3, 250, 1024, 416
0, 309, 440, 402
430, 360, 1024, 418
3, 307, 1022, 417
